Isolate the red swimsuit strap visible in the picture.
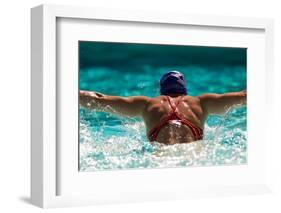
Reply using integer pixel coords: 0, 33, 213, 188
167, 96, 181, 112
167, 96, 203, 139
148, 98, 175, 141
180, 117, 203, 140
148, 97, 178, 141
148, 96, 203, 142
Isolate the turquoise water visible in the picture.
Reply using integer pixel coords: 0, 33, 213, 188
79, 66, 247, 171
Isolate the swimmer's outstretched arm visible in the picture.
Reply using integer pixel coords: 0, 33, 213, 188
198, 90, 247, 115
79, 90, 150, 117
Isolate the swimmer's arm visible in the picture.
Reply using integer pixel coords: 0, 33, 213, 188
79, 90, 150, 117
198, 90, 247, 115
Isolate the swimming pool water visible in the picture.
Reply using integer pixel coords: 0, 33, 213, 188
79, 66, 247, 171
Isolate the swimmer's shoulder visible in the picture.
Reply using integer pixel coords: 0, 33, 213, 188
182, 95, 200, 102
150, 95, 198, 102
148, 95, 167, 103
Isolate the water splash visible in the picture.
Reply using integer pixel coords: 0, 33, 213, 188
79, 105, 247, 172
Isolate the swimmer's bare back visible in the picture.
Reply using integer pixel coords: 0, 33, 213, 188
80, 90, 246, 145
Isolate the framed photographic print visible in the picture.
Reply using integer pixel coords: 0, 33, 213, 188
31, 4, 274, 208
78, 41, 247, 172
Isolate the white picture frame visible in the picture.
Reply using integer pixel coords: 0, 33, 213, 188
31, 4, 274, 208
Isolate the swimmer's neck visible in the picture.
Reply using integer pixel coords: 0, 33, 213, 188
164, 93, 186, 97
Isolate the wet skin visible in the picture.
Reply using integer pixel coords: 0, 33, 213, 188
80, 90, 246, 145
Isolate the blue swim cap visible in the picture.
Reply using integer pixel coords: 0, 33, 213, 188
160, 71, 187, 95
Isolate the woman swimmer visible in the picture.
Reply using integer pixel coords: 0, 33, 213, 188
80, 71, 246, 145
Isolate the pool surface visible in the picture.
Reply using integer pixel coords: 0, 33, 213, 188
79, 65, 247, 171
